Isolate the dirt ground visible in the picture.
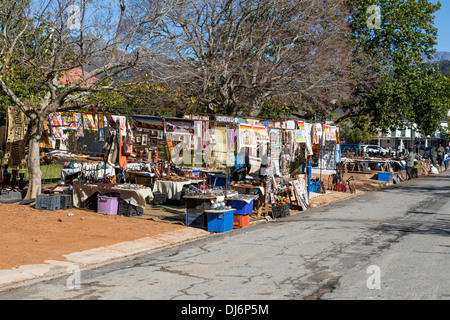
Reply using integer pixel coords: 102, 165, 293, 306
0, 201, 186, 270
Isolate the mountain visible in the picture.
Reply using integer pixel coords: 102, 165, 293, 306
423, 51, 450, 63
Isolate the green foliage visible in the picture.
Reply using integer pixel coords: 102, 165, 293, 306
340, 0, 449, 137
339, 118, 378, 144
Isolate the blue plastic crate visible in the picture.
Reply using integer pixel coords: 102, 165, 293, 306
205, 210, 234, 232
230, 200, 254, 214
378, 172, 391, 181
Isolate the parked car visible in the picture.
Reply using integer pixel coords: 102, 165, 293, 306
340, 144, 362, 156
360, 144, 388, 155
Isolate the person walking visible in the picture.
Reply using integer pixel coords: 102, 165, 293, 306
437, 144, 444, 166
430, 146, 437, 166
406, 147, 416, 180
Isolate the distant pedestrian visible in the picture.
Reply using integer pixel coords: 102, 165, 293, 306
406, 147, 416, 180
430, 146, 437, 165
437, 144, 444, 166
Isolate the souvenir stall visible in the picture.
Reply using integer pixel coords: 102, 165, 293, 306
38, 111, 154, 216
34, 109, 339, 226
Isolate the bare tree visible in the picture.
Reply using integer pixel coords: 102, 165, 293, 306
139, 0, 355, 117
0, 0, 177, 199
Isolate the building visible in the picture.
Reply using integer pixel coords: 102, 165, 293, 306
376, 110, 449, 153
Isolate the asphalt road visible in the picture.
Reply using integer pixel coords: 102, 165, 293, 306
1, 170, 449, 301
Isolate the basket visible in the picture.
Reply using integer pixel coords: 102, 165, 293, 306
270, 204, 290, 219
118, 199, 143, 217
152, 192, 167, 205
35, 194, 61, 211
59, 194, 73, 210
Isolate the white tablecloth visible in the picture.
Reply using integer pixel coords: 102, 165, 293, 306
73, 183, 153, 208
152, 180, 202, 200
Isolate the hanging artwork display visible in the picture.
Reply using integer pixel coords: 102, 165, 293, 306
291, 175, 309, 211
49, 113, 64, 140
60, 112, 77, 130
98, 112, 105, 142
269, 128, 281, 176
253, 125, 269, 143
295, 130, 306, 143
83, 113, 98, 131
238, 124, 257, 149
165, 119, 195, 135
319, 140, 337, 170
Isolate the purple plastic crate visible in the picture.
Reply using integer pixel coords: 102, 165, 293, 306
97, 195, 119, 215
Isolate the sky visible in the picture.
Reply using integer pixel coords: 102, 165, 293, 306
432, 0, 450, 52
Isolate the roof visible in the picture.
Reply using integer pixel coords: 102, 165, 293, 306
57, 68, 99, 87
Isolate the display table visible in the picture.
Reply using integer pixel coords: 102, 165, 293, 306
73, 182, 153, 209
153, 179, 203, 200
125, 171, 155, 186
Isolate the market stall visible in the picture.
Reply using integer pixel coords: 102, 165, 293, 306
2, 106, 340, 226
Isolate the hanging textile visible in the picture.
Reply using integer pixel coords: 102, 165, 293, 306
112, 115, 126, 136
304, 122, 314, 156
75, 113, 84, 137
4, 107, 28, 169
98, 113, 105, 142
117, 122, 127, 170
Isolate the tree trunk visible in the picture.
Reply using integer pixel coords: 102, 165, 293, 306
25, 117, 44, 200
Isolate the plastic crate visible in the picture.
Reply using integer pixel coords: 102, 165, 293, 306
118, 199, 143, 217
233, 214, 249, 229
271, 204, 290, 219
205, 210, 234, 232
81, 192, 99, 211
35, 194, 61, 210
377, 172, 391, 181
186, 211, 206, 229
59, 194, 73, 210
97, 195, 119, 215
152, 192, 167, 205
230, 200, 254, 214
